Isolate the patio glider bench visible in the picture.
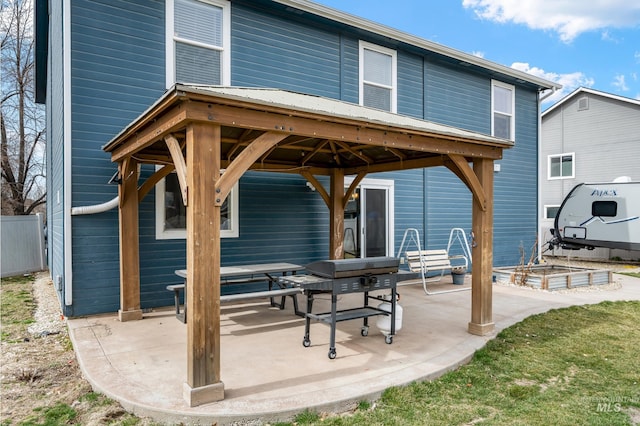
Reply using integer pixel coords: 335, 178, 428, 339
405, 249, 467, 281
403, 249, 469, 295
398, 228, 472, 295
167, 277, 303, 324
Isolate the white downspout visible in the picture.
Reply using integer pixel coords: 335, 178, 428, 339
71, 196, 119, 215
63, 0, 73, 307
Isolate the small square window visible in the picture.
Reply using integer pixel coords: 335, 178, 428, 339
156, 171, 239, 239
545, 205, 560, 219
548, 153, 575, 179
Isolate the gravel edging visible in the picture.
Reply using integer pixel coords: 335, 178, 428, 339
27, 272, 68, 337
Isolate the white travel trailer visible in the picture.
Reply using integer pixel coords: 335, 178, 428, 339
550, 179, 640, 251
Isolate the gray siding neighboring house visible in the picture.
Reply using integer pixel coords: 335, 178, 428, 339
540, 87, 640, 261
36, 0, 558, 317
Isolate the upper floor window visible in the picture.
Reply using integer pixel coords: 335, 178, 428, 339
166, 0, 231, 88
491, 80, 514, 140
359, 41, 397, 113
156, 171, 239, 239
548, 153, 575, 180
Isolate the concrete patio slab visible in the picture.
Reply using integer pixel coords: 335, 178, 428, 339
67, 273, 640, 425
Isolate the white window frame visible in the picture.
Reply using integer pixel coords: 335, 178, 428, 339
344, 177, 395, 258
544, 205, 560, 220
155, 171, 239, 239
359, 41, 397, 113
165, 0, 231, 88
548, 152, 575, 180
491, 80, 515, 141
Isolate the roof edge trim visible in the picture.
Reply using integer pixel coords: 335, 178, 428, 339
273, 0, 561, 91
542, 86, 640, 117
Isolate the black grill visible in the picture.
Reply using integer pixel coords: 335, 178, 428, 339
280, 256, 399, 359
305, 257, 400, 278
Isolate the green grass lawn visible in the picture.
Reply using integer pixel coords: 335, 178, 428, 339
621, 272, 640, 279
284, 300, 640, 426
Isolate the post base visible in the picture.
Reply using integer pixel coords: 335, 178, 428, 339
468, 321, 495, 336
183, 381, 225, 407
118, 309, 143, 322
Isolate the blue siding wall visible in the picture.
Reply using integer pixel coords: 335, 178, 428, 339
493, 87, 539, 265
63, 0, 541, 316
232, 3, 341, 98
422, 60, 488, 251
398, 52, 424, 119
383, 170, 425, 255
421, 58, 540, 266
70, 0, 166, 315
425, 59, 490, 133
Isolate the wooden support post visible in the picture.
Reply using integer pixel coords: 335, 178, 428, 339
183, 123, 225, 406
118, 158, 142, 322
468, 158, 495, 336
329, 169, 345, 260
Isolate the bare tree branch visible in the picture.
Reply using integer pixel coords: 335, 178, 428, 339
1, 0, 46, 215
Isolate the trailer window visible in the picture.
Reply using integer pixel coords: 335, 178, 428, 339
592, 201, 617, 217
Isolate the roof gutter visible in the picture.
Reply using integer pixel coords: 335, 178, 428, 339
540, 87, 558, 103
274, 0, 562, 91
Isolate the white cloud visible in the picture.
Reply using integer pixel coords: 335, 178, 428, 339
462, 0, 640, 43
600, 31, 619, 43
635, 51, 640, 63
612, 74, 629, 91
471, 51, 485, 58
510, 62, 595, 104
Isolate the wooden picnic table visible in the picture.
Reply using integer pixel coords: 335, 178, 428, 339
170, 262, 305, 322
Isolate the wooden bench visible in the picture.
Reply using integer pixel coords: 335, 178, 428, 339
166, 283, 303, 324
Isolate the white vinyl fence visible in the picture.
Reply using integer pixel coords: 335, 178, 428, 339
1, 214, 47, 278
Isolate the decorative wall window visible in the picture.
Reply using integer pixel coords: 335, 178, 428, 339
166, 0, 231, 88
491, 80, 515, 140
359, 41, 397, 113
544, 205, 560, 219
548, 153, 575, 179
156, 171, 239, 239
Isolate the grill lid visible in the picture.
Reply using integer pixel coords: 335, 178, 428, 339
305, 256, 400, 278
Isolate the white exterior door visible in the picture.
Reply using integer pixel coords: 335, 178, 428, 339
344, 178, 394, 258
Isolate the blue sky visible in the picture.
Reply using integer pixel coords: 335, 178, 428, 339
313, 0, 640, 108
